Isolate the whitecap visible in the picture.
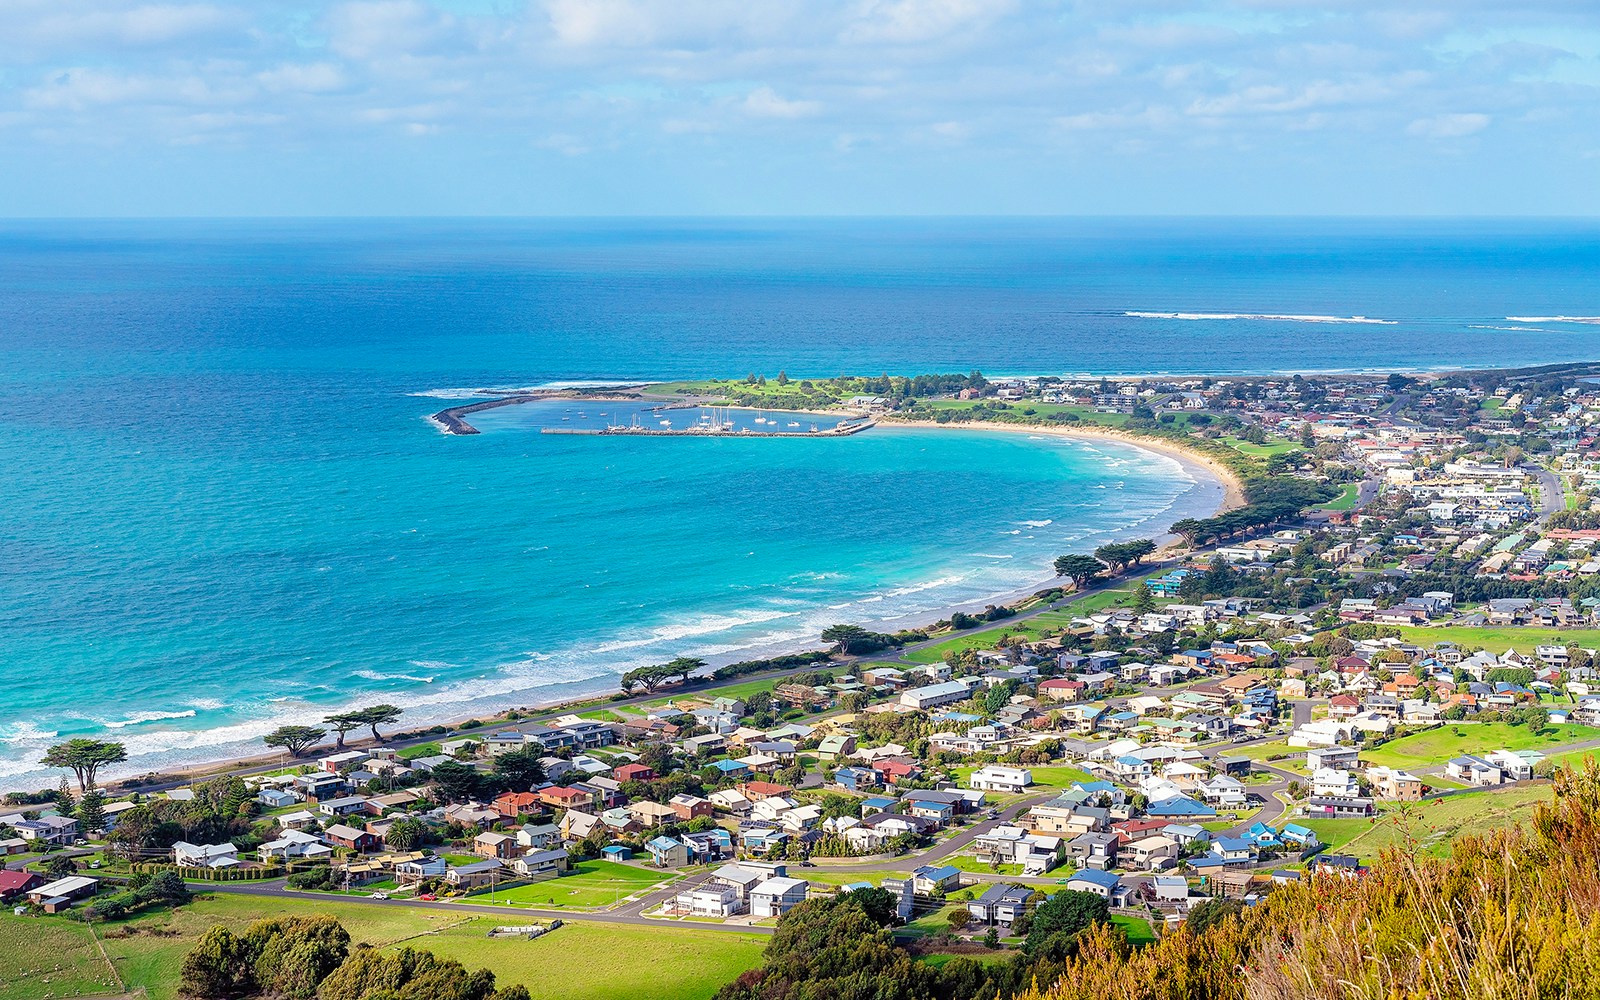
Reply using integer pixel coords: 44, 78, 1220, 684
1506, 316, 1600, 325
1018, 519, 1054, 527
354, 669, 436, 684
1125, 311, 1397, 325
102, 709, 197, 729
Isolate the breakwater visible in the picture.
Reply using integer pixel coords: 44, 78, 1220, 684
431, 394, 552, 434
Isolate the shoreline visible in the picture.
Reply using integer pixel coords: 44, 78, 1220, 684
3, 415, 1240, 795
879, 417, 1248, 514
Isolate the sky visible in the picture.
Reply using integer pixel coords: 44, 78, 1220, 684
1, 0, 1598, 216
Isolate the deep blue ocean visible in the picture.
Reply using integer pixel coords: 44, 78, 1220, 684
2, 218, 1598, 789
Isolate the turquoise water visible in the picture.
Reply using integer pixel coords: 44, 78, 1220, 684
2, 217, 1597, 789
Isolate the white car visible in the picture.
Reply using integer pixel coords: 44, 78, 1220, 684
370, 892, 389, 900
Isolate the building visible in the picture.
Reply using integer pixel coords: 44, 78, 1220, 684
898, 680, 973, 711
173, 841, 241, 869
750, 876, 810, 917
968, 765, 1033, 793
967, 883, 1033, 927
28, 875, 99, 912
1065, 868, 1121, 901
14, 815, 79, 847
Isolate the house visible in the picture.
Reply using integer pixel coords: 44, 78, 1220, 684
1065, 831, 1119, 869
834, 765, 880, 792
612, 762, 655, 784
710, 864, 770, 906
646, 835, 690, 868
0, 870, 43, 902
15, 815, 79, 847
258, 788, 299, 809
1367, 766, 1424, 801
816, 734, 857, 762
967, 882, 1033, 927
968, 765, 1033, 794
259, 829, 333, 861
1485, 749, 1535, 781
1446, 754, 1504, 786
675, 883, 744, 917
910, 864, 963, 894
445, 859, 505, 891
510, 847, 570, 879
1125, 834, 1181, 869
669, 793, 714, 822
491, 791, 543, 820
395, 856, 449, 882
898, 680, 974, 711
1210, 837, 1258, 865
318, 795, 370, 818
173, 842, 241, 869
750, 876, 810, 917
323, 823, 380, 852
1303, 796, 1376, 819
474, 832, 521, 860
28, 875, 99, 912
1065, 868, 1122, 900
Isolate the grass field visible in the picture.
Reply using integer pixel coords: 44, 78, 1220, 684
949, 764, 1092, 793
946, 855, 1025, 876
1394, 624, 1600, 654
1220, 436, 1300, 458
1112, 914, 1157, 945
0, 913, 123, 1000
1317, 483, 1360, 511
1334, 785, 1553, 859
901, 572, 1161, 665
473, 860, 676, 908
1360, 722, 1600, 767
1, 890, 765, 1000
414, 919, 766, 1000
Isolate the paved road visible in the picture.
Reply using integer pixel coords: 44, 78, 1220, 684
1526, 463, 1566, 524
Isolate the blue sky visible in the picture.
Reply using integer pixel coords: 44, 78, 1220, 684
2, 0, 1597, 215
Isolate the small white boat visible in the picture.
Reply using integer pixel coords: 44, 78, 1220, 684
787, 421, 800, 428
659, 419, 671, 427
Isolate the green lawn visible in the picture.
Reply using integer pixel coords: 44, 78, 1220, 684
946, 855, 1025, 876
471, 860, 676, 908
901, 575, 1160, 665
11, 890, 764, 1000
949, 764, 1092, 793
1112, 914, 1157, 946
94, 892, 464, 1000
1360, 723, 1600, 767
415, 919, 766, 1000
1317, 483, 1360, 511
1394, 624, 1600, 655
0, 913, 123, 1000
641, 676, 780, 709
1336, 785, 1554, 859
1221, 436, 1300, 458
901, 903, 966, 938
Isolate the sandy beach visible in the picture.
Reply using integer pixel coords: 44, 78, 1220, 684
881, 417, 1248, 512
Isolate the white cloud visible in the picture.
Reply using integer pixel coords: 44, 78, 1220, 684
1407, 112, 1490, 137
742, 86, 821, 119
256, 63, 348, 94
842, 0, 1007, 44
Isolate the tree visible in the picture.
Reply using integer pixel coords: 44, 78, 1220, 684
429, 760, 484, 803
383, 818, 430, 852
821, 624, 870, 655
1131, 582, 1156, 615
45, 854, 78, 879
76, 788, 106, 833
55, 776, 76, 815
40, 739, 128, 792
322, 713, 362, 750
1053, 554, 1104, 590
492, 747, 546, 792
263, 726, 328, 758
1024, 888, 1109, 953
663, 656, 706, 685
179, 925, 256, 999
354, 704, 403, 741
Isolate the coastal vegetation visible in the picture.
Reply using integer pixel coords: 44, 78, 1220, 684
39, 738, 128, 791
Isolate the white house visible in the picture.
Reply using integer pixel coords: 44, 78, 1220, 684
968, 765, 1033, 794
258, 829, 332, 862
174, 841, 241, 869
750, 877, 810, 917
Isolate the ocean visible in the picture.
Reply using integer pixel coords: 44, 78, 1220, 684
1, 217, 1597, 790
